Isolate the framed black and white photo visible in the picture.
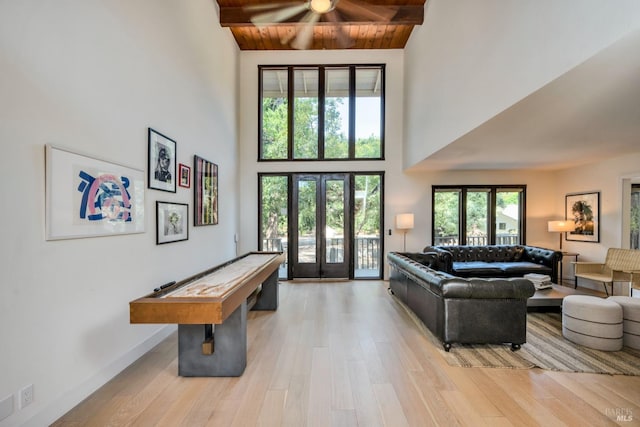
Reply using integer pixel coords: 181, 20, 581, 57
148, 128, 176, 192
566, 191, 600, 243
156, 201, 188, 244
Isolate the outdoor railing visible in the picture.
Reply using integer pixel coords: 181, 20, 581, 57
434, 234, 520, 246
354, 237, 380, 271
261, 236, 380, 276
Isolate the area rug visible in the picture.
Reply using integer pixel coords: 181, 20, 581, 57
400, 301, 640, 375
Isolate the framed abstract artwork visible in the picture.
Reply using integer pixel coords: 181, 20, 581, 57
193, 155, 218, 226
45, 144, 145, 240
156, 201, 188, 244
178, 163, 191, 188
148, 128, 176, 192
566, 191, 600, 243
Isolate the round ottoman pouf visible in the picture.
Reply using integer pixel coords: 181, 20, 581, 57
562, 295, 623, 351
607, 296, 640, 350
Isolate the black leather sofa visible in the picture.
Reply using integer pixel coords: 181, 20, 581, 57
387, 251, 535, 351
423, 245, 563, 283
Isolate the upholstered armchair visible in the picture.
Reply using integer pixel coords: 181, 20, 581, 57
573, 248, 640, 296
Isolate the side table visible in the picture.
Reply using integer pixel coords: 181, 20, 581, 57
561, 252, 579, 288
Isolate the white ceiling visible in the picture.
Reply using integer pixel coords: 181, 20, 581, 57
412, 29, 640, 171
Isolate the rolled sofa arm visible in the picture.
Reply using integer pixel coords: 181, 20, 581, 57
523, 246, 563, 266
421, 246, 454, 273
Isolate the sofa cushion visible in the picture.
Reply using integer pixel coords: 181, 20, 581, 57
452, 261, 503, 277
499, 262, 552, 276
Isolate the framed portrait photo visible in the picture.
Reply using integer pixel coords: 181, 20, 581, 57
156, 201, 188, 244
566, 191, 600, 243
178, 163, 191, 188
193, 155, 218, 226
148, 128, 176, 192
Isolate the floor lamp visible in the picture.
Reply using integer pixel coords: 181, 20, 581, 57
548, 220, 575, 251
396, 213, 414, 251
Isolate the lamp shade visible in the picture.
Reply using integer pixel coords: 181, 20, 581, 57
548, 220, 575, 233
396, 213, 414, 230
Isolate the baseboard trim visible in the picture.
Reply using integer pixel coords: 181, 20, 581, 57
23, 325, 176, 427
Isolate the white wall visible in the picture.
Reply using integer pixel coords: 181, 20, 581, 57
0, 1, 239, 425
393, 169, 560, 254
403, 0, 640, 170
557, 153, 640, 294
237, 50, 413, 277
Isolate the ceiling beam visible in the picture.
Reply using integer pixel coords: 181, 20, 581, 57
219, 5, 424, 27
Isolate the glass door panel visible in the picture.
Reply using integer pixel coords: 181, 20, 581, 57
433, 190, 461, 246
466, 190, 489, 245
354, 174, 382, 278
259, 175, 288, 278
291, 174, 349, 279
297, 177, 317, 264
325, 179, 345, 263
496, 189, 522, 245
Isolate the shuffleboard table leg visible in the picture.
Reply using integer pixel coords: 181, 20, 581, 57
252, 269, 279, 311
178, 301, 247, 377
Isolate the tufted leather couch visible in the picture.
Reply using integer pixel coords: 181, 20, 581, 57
423, 245, 563, 283
387, 251, 535, 351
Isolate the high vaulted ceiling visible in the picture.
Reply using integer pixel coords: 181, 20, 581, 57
216, 0, 426, 50
410, 29, 640, 172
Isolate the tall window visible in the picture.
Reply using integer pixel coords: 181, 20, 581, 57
432, 185, 526, 246
259, 65, 385, 161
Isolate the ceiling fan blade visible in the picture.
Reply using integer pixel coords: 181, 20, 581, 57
290, 11, 321, 50
250, 3, 309, 26
335, 0, 397, 22
324, 10, 354, 48
245, 1, 305, 12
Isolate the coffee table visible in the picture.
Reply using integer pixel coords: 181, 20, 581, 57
527, 283, 592, 311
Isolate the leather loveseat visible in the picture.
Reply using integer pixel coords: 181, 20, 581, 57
387, 252, 535, 351
423, 245, 563, 283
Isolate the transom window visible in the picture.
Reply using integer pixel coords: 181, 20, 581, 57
432, 185, 526, 246
259, 65, 385, 161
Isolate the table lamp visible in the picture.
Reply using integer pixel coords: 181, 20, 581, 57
396, 213, 414, 251
548, 220, 575, 251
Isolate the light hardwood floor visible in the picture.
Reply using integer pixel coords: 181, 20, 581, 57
54, 281, 640, 426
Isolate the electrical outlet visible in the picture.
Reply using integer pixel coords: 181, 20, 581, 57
19, 384, 33, 409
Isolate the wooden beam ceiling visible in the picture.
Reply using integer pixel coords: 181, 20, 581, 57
216, 0, 427, 50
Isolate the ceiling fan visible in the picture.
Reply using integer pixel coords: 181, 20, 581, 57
247, 0, 398, 49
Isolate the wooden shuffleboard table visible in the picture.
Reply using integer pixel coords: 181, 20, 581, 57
129, 251, 284, 377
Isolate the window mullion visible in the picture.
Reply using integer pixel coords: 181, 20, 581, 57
460, 189, 467, 245
348, 66, 356, 159
287, 67, 294, 160
489, 190, 497, 245
318, 67, 325, 160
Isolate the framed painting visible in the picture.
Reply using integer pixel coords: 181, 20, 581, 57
193, 155, 218, 226
178, 163, 191, 188
566, 191, 600, 243
156, 201, 188, 244
45, 144, 145, 240
148, 128, 176, 192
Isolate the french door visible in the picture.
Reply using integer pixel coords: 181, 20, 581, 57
291, 173, 351, 279
259, 172, 383, 280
